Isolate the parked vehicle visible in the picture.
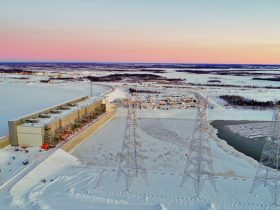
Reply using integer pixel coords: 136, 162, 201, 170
22, 159, 29, 165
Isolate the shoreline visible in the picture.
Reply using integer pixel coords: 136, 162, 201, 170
210, 120, 266, 162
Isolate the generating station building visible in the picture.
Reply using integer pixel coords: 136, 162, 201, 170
8, 96, 110, 147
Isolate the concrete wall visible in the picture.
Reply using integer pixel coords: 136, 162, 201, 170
46, 101, 105, 142
17, 126, 43, 147
0, 136, 10, 148
46, 118, 61, 138
17, 133, 43, 147
61, 108, 117, 153
8, 121, 18, 146
59, 110, 79, 129
86, 100, 103, 113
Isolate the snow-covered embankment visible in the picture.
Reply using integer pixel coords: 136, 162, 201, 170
9, 149, 81, 209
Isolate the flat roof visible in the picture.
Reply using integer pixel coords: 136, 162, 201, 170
13, 96, 103, 128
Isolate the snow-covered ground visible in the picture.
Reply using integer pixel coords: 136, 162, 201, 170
1, 107, 277, 210
226, 122, 274, 139
0, 68, 280, 210
9, 149, 81, 210
0, 147, 47, 186
159, 69, 280, 87
105, 87, 127, 102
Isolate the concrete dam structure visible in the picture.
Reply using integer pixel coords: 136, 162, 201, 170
8, 96, 112, 147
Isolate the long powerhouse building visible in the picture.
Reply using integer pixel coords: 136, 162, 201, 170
8, 96, 109, 147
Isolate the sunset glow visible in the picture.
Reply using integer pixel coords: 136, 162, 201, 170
0, 0, 279, 64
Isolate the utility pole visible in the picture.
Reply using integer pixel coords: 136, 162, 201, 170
90, 80, 93, 97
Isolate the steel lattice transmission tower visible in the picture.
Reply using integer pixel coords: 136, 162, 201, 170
116, 97, 148, 191
181, 97, 217, 196
251, 103, 280, 204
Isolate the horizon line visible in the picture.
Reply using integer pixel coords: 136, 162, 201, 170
0, 61, 279, 66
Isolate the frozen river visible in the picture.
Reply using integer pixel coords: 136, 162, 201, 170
0, 81, 111, 136
211, 120, 268, 161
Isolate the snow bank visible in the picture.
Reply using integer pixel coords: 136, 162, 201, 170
10, 149, 80, 209
0, 149, 10, 164
154, 203, 168, 210
106, 88, 127, 102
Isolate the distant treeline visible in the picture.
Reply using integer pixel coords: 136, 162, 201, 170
186, 82, 280, 90
220, 95, 280, 108
253, 77, 280, 82
207, 80, 221, 83
86, 74, 183, 83
0, 68, 33, 74
176, 69, 280, 77
129, 88, 160, 94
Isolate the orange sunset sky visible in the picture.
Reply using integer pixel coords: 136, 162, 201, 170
0, 0, 279, 64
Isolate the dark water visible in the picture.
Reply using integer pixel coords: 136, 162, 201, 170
210, 120, 267, 161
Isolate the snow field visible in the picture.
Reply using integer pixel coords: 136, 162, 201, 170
226, 122, 274, 139
1, 70, 280, 209
9, 149, 81, 210
11, 109, 274, 209
0, 147, 45, 188
25, 166, 277, 210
